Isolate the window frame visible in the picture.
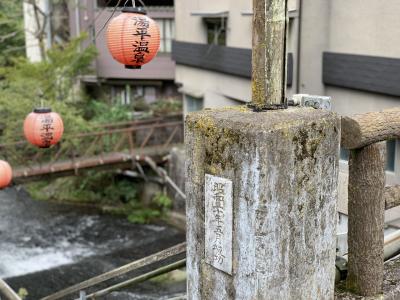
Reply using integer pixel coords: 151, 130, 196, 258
203, 17, 227, 46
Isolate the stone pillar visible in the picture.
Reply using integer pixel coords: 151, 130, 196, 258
185, 106, 339, 300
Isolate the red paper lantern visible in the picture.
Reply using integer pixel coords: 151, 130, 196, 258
106, 7, 160, 69
0, 160, 12, 189
24, 108, 64, 148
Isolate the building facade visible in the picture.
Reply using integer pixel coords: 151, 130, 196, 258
172, 0, 400, 238
69, 0, 178, 104
172, 0, 400, 185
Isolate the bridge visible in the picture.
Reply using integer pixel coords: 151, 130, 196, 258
0, 115, 184, 183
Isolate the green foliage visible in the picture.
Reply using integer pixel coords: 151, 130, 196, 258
153, 192, 172, 210
18, 287, 28, 300
26, 175, 172, 225
83, 101, 131, 124
127, 192, 172, 224
151, 98, 182, 115
128, 209, 161, 224
0, 3, 173, 225
27, 172, 137, 205
0, 35, 97, 142
0, 1, 25, 66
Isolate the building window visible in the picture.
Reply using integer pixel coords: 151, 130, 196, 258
111, 85, 130, 105
111, 85, 160, 105
185, 95, 203, 112
340, 148, 350, 162
97, 0, 174, 7
340, 140, 396, 172
204, 18, 227, 46
157, 19, 175, 53
387, 139, 396, 172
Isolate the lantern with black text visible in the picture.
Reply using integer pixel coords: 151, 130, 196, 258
24, 108, 64, 148
106, 7, 160, 69
0, 160, 12, 189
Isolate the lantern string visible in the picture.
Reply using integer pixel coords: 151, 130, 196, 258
82, 0, 114, 33
41, 0, 148, 99
40, 0, 123, 98
94, 0, 124, 39
137, 0, 146, 9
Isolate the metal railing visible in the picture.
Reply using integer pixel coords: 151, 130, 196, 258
0, 115, 183, 181
42, 242, 186, 300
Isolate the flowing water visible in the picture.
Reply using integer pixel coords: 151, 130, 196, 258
0, 188, 186, 299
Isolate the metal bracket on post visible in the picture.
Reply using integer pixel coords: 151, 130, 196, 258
289, 94, 332, 110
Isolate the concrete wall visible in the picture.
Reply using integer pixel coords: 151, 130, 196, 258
299, 0, 400, 116
174, 0, 252, 47
176, 65, 251, 108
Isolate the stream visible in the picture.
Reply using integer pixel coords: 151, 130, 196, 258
0, 188, 186, 299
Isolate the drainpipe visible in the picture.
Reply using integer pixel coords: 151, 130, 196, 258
44, 0, 52, 49
295, 0, 302, 93
75, 0, 81, 51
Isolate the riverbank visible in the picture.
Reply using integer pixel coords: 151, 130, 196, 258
0, 187, 186, 299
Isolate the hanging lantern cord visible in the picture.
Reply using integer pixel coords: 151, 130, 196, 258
137, 0, 146, 9
95, 0, 123, 39
124, 0, 141, 8
37, 89, 45, 108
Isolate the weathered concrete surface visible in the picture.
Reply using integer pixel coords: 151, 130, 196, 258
185, 106, 340, 300
335, 255, 400, 300
168, 146, 186, 214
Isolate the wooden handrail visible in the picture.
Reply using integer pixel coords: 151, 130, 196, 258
341, 107, 400, 149
385, 185, 400, 210
81, 259, 186, 299
41, 242, 186, 300
346, 143, 386, 296
0, 279, 21, 300
341, 108, 400, 296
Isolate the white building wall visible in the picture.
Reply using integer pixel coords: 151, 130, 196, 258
23, 0, 51, 62
175, 0, 300, 112
300, 0, 400, 116
176, 65, 251, 109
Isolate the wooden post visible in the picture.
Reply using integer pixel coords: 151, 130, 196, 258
347, 143, 386, 296
252, 0, 288, 109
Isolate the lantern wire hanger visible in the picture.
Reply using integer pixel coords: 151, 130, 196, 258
37, 89, 45, 108
95, 0, 147, 39
42, 0, 148, 96
95, 0, 124, 39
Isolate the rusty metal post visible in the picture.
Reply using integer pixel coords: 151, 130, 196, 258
252, 0, 288, 109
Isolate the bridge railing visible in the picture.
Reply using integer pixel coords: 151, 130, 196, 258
341, 107, 400, 296
0, 115, 183, 180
